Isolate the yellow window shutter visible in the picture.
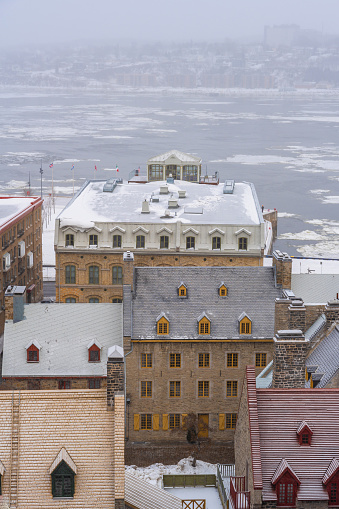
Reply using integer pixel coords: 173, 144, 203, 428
219, 413, 225, 431
134, 414, 140, 431
163, 414, 169, 431
153, 414, 160, 431
182, 413, 188, 430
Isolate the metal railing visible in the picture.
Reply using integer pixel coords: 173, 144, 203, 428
182, 501, 206, 509
218, 464, 235, 478
163, 474, 216, 488
217, 465, 228, 509
230, 477, 250, 509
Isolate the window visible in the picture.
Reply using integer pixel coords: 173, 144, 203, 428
51, 461, 75, 498
169, 381, 181, 397
166, 165, 180, 179
219, 284, 227, 297
198, 381, 209, 397
276, 474, 298, 507
112, 266, 123, 285
327, 473, 339, 506
88, 344, 100, 362
160, 235, 169, 249
27, 344, 39, 362
89, 298, 99, 303
226, 381, 238, 397
141, 381, 152, 398
199, 353, 210, 368
238, 237, 248, 250
199, 317, 210, 335
226, 413, 237, 429
183, 165, 198, 182
227, 353, 238, 367
65, 234, 74, 247
65, 265, 76, 284
112, 298, 122, 303
88, 379, 101, 389
140, 414, 152, 430
240, 317, 251, 335
89, 234, 98, 246
255, 353, 267, 368
186, 236, 195, 249
141, 353, 152, 368
212, 237, 221, 250
89, 265, 99, 284
148, 164, 163, 181
297, 422, 313, 445
169, 414, 181, 429
65, 297, 76, 303
170, 353, 181, 368
113, 235, 122, 248
59, 381, 71, 390
157, 316, 169, 335
178, 284, 187, 297
136, 235, 145, 248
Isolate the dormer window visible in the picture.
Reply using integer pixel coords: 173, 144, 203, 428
272, 459, 300, 508
219, 283, 227, 297
0, 459, 5, 495
65, 234, 74, 247
87, 340, 102, 362
157, 313, 169, 335
50, 449, 77, 499
198, 313, 211, 335
323, 459, 339, 506
26, 340, 41, 363
239, 313, 252, 335
296, 421, 313, 446
89, 234, 98, 247
178, 283, 187, 297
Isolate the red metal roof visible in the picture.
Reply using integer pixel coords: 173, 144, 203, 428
246, 369, 339, 501
271, 458, 300, 485
323, 458, 339, 485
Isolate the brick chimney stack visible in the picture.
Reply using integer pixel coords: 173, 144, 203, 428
324, 300, 339, 329
123, 251, 134, 290
272, 330, 308, 389
273, 250, 292, 289
4, 285, 26, 323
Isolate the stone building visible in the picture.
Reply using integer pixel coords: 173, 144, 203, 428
123, 262, 282, 465
0, 196, 43, 333
55, 175, 273, 303
0, 347, 125, 509
1, 298, 122, 391
234, 365, 339, 509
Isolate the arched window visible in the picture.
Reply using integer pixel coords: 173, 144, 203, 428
136, 235, 145, 248
65, 297, 76, 303
65, 265, 76, 284
88, 297, 99, 303
65, 234, 74, 247
112, 298, 122, 303
89, 265, 99, 284
112, 266, 123, 285
51, 460, 75, 498
238, 237, 248, 250
160, 235, 169, 249
113, 235, 122, 248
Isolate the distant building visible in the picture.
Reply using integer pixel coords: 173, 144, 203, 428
0, 196, 43, 334
146, 150, 202, 182
264, 24, 300, 48
54, 171, 272, 303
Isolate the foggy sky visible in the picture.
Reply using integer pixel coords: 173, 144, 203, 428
0, 0, 338, 47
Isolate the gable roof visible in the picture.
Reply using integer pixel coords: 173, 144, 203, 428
271, 458, 300, 485
306, 325, 339, 388
147, 150, 201, 165
129, 267, 281, 340
248, 366, 339, 501
2, 304, 122, 377
296, 421, 313, 436
323, 458, 339, 485
125, 472, 182, 509
49, 447, 77, 475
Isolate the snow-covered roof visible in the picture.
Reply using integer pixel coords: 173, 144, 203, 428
125, 473, 182, 509
147, 149, 202, 164
0, 196, 41, 230
57, 180, 262, 228
2, 304, 122, 377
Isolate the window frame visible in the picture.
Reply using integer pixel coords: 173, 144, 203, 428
170, 353, 181, 368
226, 380, 238, 397
198, 380, 210, 398
65, 265, 76, 284
140, 413, 152, 430
199, 317, 210, 335
58, 380, 71, 390
160, 235, 169, 249
65, 297, 76, 303
169, 381, 181, 398
51, 460, 75, 499
239, 317, 252, 335
88, 379, 101, 389
65, 234, 74, 247
225, 413, 237, 429
276, 473, 298, 507
112, 298, 122, 303
89, 234, 98, 246
88, 265, 99, 285
27, 344, 39, 363
112, 265, 123, 285
227, 353, 239, 368
186, 236, 195, 250
157, 316, 169, 335
198, 353, 210, 368
88, 344, 100, 362
212, 236, 221, 250
113, 234, 122, 248
169, 414, 181, 429
141, 380, 152, 398
141, 353, 152, 369
136, 235, 145, 248
238, 237, 248, 251
255, 353, 267, 368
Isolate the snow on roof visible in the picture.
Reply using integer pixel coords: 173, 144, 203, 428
0, 196, 40, 230
125, 473, 182, 509
2, 304, 122, 377
147, 149, 202, 164
58, 180, 261, 228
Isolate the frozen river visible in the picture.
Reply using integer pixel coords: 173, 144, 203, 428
1, 86, 339, 258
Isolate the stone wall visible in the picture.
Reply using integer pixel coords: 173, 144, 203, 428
272, 331, 308, 389
275, 299, 326, 335
107, 359, 124, 407
272, 251, 292, 289
0, 377, 107, 391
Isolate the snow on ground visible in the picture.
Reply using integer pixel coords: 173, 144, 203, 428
125, 457, 217, 489
166, 487, 223, 509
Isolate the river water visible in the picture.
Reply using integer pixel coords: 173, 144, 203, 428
1, 86, 339, 258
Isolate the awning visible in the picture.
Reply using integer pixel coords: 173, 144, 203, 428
27, 284, 35, 293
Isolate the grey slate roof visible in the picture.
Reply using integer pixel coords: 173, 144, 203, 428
2, 303, 122, 377
291, 274, 339, 303
306, 325, 339, 388
129, 266, 281, 340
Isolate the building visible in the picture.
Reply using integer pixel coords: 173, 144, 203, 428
123, 262, 282, 465
1, 297, 122, 391
55, 176, 273, 303
0, 348, 125, 509
147, 150, 202, 182
0, 196, 43, 333
234, 365, 339, 509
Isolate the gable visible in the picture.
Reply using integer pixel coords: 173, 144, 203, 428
49, 448, 77, 475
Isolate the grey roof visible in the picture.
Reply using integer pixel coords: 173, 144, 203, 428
256, 360, 273, 388
125, 473, 181, 509
291, 274, 339, 303
304, 313, 326, 342
2, 304, 122, 377
129, 266, 281, 340
306, 325, 339, 388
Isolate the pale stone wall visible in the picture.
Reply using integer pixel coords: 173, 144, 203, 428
1, 378, 107, 391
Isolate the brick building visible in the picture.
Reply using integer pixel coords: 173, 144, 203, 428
55, 175, 273, 303
1, 299, 122, 391
0, 196, 43, 333
123, 263, 282, 465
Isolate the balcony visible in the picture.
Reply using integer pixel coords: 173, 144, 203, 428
230, 477, 250, 509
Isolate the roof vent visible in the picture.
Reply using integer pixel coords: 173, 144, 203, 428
223, 180, 235, 194
151, 196, 160, 203
103, 178, 118, 192
168, 199, 178, 208
160, 185, 169, 195
178, 190, 186, 198
164, 210, 173, 217
141, 200, 150, 214
123, 251, 134, 261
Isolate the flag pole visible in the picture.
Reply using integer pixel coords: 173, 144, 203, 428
73, 168, 74, 196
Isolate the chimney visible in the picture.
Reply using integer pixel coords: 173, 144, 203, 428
106, 345, 125, 508
273, 250, 292, 289
272, 330, 308, 389
141, 200, 150, 214
324, 300, 339, 329
5, 286, 26, 323
123, 251, 134, 291
288, 297, 306, 332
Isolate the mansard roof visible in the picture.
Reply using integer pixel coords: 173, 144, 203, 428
128, 266, 281, 340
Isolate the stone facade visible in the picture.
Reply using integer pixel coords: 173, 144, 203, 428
324, 300, 339, 328
273, 250, 292, 289
275, 297, 326, 335
272, 331, 308, 389
2, 377, 107, 391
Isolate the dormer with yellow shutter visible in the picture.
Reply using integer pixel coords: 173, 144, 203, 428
219, 282, 227, 297
156, 313, 170, 335
238, 312, 252, 335
198, 312, 211, 335
178, 282, 187, 298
